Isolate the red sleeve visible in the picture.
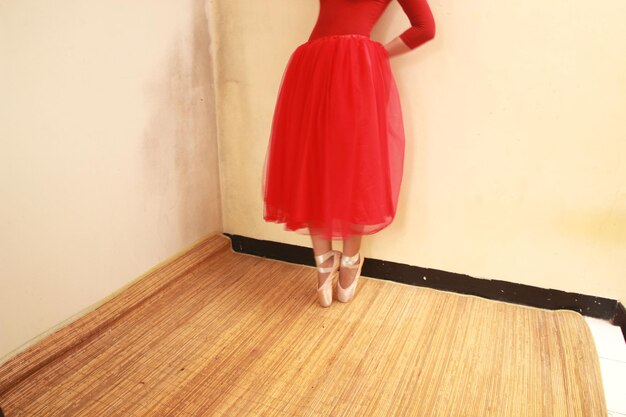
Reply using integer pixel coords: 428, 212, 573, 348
396, 0, 436, 50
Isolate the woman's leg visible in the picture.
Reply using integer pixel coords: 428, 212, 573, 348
310, 227, 333, 288
339, 233, 362, 288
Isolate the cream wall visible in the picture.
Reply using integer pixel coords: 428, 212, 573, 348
0, 0, 221, 361
215, 1, 626, 302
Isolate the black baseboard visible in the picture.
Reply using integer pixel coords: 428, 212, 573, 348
613, 302, 626, 341
224, 233, 626, 342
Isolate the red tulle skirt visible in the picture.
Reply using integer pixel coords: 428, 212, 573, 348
262, 33, 406, 240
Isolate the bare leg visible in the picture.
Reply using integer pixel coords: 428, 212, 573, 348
310, 227, 333, 288
339, 232, 363, 288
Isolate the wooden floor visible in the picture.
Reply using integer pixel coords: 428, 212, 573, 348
0, 233, 607, 416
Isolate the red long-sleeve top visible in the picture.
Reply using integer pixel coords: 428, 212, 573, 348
308, 0, 436, 50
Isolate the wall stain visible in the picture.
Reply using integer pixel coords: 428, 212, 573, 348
141, 0, 222, 243
555, 201, 626, 246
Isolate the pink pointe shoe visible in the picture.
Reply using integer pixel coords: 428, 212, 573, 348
315, 249, 341, 307
337, 252, 363, 303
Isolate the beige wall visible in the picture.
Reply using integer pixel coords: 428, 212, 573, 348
0, 0, 222, 361
216, 2, 626, 301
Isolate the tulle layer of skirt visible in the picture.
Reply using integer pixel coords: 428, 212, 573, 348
262, 33, 406, 240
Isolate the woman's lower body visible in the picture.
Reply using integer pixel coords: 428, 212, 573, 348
261, 34, 406, 304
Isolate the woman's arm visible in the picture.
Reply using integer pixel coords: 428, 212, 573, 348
385, 0, 436, 57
